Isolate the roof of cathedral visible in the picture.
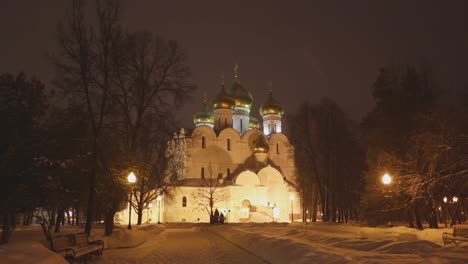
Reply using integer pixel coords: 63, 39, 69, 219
253, 135, 269, 153
227, 156, 286, 182
249, 116, 260, 129
193, 98, 214, 125
227, 78, 253, 109
176, 178, 232, 187
260, 90, 284, 116
212, 84, 236, 110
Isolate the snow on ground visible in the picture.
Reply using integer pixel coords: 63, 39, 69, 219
1, 222, 467, 264
95, 225, 266, 264
0, 223, 164, 264
210, 222, 468, 264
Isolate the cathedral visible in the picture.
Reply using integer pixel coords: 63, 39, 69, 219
119, 67, 300, 224
162, 67, 300, 223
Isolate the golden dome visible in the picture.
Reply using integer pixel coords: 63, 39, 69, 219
212, 85, 235, 110
249, 116, 260, 129
193, 100, 214, 125
254, 135, 270, 153
228, 80, 253, 109
260, 90, 284, 116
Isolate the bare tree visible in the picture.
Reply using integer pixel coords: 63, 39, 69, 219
53, 0, 126, 235
289, 99, 365, 223
193, 164, 225, 223
109, 31, 195, 225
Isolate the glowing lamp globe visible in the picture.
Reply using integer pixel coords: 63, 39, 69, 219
382, 173, 392, 185
127, 172, 137, 183
289, 194, 295, 201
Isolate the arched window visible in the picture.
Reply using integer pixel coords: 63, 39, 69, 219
227, 138, 231, 151
182, 196, 187, 207
201, 167, 205, 179
202, 136, 205, 149
268, 123, 271, 133
276, 143, 280, 154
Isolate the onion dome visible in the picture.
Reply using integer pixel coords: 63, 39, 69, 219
194, 98, 214, 126
260, 90, 284, 116
249, 116, 260, 129
253, 135, 270, 153
228, 79, 253, 109
212, 84, 235, 110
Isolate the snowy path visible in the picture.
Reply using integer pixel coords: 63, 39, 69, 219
95, 226, 267, 264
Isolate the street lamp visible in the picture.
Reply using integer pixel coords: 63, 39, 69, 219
443, 196, 448, 227
381, 173, 392, 226
156, 195, 162, 224
289, 194, 295, 223
452, 196, 459, 225
382, 173, 392, 185
127, 172, 137, 230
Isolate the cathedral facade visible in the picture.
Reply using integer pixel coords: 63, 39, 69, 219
118, 69, 300, 224
163, 70, 300, 223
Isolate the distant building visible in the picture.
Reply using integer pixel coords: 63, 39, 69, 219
118, 66, 299, 224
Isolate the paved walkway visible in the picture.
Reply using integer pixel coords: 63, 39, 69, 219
96, 226, 267, 264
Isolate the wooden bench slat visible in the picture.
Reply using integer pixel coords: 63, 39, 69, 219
443, 226, 468, 246
48, 232, 104, 263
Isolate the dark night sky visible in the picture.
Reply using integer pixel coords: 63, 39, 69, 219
1, 1, 467, 128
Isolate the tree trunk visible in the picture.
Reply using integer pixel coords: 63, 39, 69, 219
54, 208, 63, 233
414, 203, 423, 229
408, 205, 415, 228
85, 161, 97, 235
137, 208, 143, 225
75, 206, 80, 226
104, 210, 115, 236
1, 213, 14, 244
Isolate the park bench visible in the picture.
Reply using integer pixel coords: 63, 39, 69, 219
442, 226, 468, 246
48, 232, 104, 263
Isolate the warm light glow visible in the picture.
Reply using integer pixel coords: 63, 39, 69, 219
156, 195, 162, 201
453, 196, 458, 203
289, 194, 295, 201
273, 207, 280, 218
382, 173, 392, 185
148, 203, 153, 208
127, 172, 136, 183
443, 196, 447, 203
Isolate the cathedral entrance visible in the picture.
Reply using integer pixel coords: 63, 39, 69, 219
240, 199, 251, 222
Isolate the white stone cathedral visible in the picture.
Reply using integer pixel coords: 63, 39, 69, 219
119, 67, 300, 224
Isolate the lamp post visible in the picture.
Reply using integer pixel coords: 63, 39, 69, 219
147, 203, 153, 223
452, 196, 459, 225
289, 194, 295, 223
443, 196, 448, 227
156, 195, 162, 224
127, 172, 137, 230
382, 173, 392, 226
